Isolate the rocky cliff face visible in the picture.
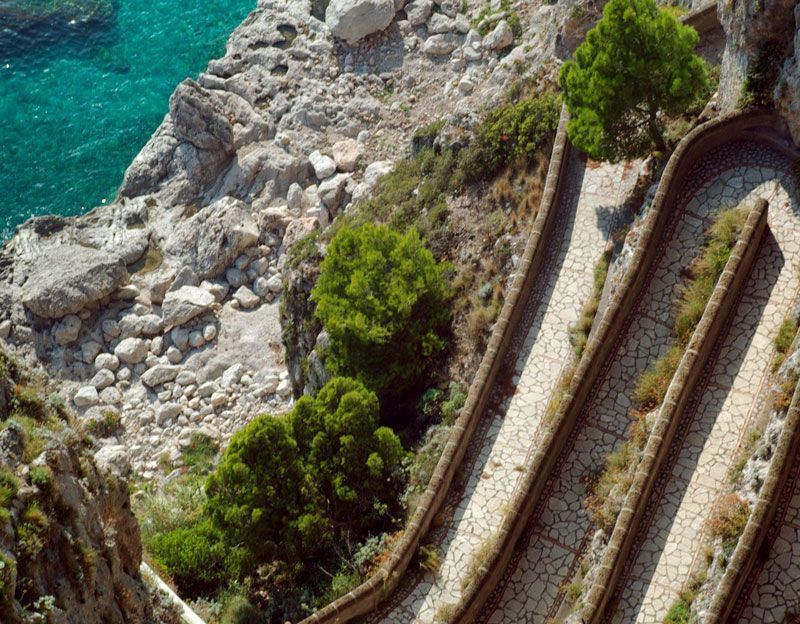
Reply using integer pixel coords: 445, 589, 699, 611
716, 0, 798, 131
776, 4, 800, 145
0, 353, 169, 623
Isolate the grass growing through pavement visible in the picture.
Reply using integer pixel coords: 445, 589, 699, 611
585, 205, 748, 533
636, 206, 748, 409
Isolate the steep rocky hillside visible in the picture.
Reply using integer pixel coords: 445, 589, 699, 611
0, 351, 175, 623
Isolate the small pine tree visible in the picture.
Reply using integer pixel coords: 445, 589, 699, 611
560, 0, 708, 161
313, 223, 450, 398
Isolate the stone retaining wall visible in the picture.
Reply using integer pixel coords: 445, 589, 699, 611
447, 109, 786, 624
703, 369, 800, 623
577, 197, 769, 623
300, 106, 573, 624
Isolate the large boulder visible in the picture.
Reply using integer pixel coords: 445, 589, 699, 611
422, 33, 462, 56
114, 337, 149, 364
140, 365, 181, 388
162, 286, 216, 329
483, 20, 513, 51
21, 245, 127, 319
326, 0, 396, 44
164, 197, 259, 280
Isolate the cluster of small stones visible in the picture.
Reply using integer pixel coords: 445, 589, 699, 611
46, 241, 296, 478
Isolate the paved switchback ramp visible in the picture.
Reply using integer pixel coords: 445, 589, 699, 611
476, 139, 797, 624
602, 145, 800, 623
369, 149, 641, 623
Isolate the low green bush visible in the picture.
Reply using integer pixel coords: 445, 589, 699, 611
774, 316, 798, 371
29, 466, 51, 490
181, 432, 219, 474
458, 93, 560, 182
221, 593, 266, 624
199, 377, 407, 596
85, 409, 122, 438
149, 518, 233, 597
10, 385, 48, 422
205, 413, 317, 574
313, 568, 363, 608
0, 469, 18, 523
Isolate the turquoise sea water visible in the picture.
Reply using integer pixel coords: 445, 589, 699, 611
0, 0, 257, 238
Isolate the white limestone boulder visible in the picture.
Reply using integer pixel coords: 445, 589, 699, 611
326, 0, 396, 44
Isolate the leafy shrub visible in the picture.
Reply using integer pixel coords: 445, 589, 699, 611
149, 518, 232, 597
205, 414, 320, 574
202, 377, 407, 594
292, 377, 409, 534
458, 93, 560, 181
314, 223, 451, 398
440, 383, 467, 425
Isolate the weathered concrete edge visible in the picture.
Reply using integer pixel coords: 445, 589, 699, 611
299, 105, 573, 624
703, 367, 800, 622
577, 197, 769, 623
449, 108, 785, 624
140, 562, 207, 624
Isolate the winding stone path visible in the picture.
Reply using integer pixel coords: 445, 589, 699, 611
478, 142, 795, 624
605, 149, 800, 623
370, 151, 640, 623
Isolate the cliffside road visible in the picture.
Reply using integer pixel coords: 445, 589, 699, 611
369, 153, 640, 623
477, 141, 792, 624
604, 147, 800, 623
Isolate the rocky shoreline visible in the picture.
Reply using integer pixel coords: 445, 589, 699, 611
1, 0, 797, 482
0, 0, 579, 478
